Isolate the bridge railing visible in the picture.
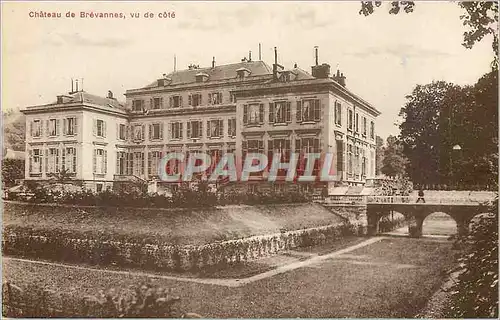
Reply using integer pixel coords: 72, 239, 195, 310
322, 195, 367, 205
366, 196, 494, 205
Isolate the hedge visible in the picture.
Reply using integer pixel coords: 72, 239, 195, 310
3, 222, 359, 272
2, 281, 188, 318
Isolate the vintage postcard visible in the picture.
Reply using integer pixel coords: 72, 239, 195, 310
1, 1, 498, 318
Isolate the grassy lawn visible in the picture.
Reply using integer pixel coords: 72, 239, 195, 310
3, 202, 344, 245
3, 237, 457, 318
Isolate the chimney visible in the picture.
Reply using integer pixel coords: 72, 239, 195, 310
75, 79, 79, 92
212, 56, 216, 68
332, 69, 346, 87
71, 78, 74, 93
294, 63, 297, 68
174, 55, 177, 72
249, 51, 252, 62
315, 46, 319, 66
107, 90, 113, 99
259, 43, 262, 60
340, 72, 346, 87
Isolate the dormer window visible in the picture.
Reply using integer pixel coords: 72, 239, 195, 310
236, 67, 251, 79
195, 72, 209, 83
157, 77, 172, 86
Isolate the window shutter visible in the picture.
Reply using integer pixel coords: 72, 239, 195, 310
29, 122, 33, 137
169, 97, 173, 108
219, 119, 224, 137
160, 123, 164, 139
29, 150, 33, 172
103, 121, 107, 137
179, 123, 183, 139
242, 140, 247, 151
219, 93, 223, 103
259, 104, 264, 123
314, 100, 320, 121
187, 122, 192, 138
269, 103, 275, 123
104, 150, 108, 174
295, 138, 301, 153
199, 93, 202, 105
116, 152, 120, 174
63, 119, 67, 135
199, 120, 203, 138
45, 149, 48, 172
92, 119, 97, 136
188, 94, 192, 106
93, 149, 96, 173
149, 124, 153, 141
169, 123, 172, 139
243, 105, 248, 124
141, 124, 145, 141
179, 96, 183, 107
296, 101, 302, 123
314, 139, 320, 152
150, 98, 154, 109
268, 139, 274, 152
208, 93, 212, 105
45, 120, 49, 136
207, 121, 211, 138
73, 118, 77, 136
62, 148, 66, 171
286, 102, 291, 123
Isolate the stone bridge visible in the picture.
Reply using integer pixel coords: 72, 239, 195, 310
366, 196, 494, 237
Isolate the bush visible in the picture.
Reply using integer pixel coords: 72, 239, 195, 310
445, 200, 498, 318
2, 281, 183, 318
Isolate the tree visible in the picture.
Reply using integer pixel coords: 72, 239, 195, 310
47, 168, 75, 184
2, 159, 25, 188
381, 135, 408, 177
359, 1, 498, 69
3, 110, 26, 151
375, 135, 384, 175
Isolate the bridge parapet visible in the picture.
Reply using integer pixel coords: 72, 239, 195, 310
367, 195, 495, 205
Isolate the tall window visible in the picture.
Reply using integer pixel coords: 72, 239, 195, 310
370, 121, 375, 139
268, 139, 291, 177
207, 119, 224, 138
170, 122, 183, 139
355, 113, 359, 133
93, 149, 107, 174
363, 117, 367, 136
228, 118, 236, 137
297, 99, 320, 122
48, 119, 59, 136
361, 149, 367, 177
132, 151, 144, 176
296, 138, 320, 175
118, 124, 127, 140
208, 92, 223, 105
354, 147, 360, 177
243, 103, 264, 125
188, 93, 202, 107
169, 95, 183, 108
151, 97, 163, 109
148, 151, 163, 176
348, 110, 353, 131
63, 117, 76, 136
46, 148, 59, 173
29, 149, 42, 174
187, 120, 202, 139
207, 149, 223, 175
62, 147, 77, 173
149, 123, 163, 140
116, 151, 127, 175
132, 99, 144, 111
334, 101, 342, 126
269, 101, 291, 124
242, 140, 264, 177
94, 119, 106, 137
31, 120, 42, 137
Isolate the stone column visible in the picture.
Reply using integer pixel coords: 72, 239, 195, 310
407, 214, 424, 238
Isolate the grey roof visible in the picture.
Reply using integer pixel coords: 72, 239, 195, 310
64, 91, 124, 109
143, 60, 273, 88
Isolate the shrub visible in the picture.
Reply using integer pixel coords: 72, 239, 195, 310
445, 200, 498, 318
2, 281, 183, 318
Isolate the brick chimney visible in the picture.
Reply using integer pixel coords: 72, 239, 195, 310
311, 46, 330, 78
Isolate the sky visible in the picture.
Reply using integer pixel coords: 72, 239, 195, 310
1, 1, 496, 139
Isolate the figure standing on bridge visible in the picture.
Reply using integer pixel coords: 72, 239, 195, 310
416, 189, 425, 203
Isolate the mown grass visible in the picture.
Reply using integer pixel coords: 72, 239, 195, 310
3, 237, 456, 318
3, 202, 344, 245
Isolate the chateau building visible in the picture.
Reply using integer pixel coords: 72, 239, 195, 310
22, 48, 380, 194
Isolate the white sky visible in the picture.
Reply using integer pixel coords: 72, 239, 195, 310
1, 1, 495, 138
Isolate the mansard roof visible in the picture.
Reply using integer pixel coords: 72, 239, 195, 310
141, 60, 273, 88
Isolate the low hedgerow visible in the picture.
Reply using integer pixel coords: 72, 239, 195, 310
2, 281, 187, 318
2, 222, 358, 273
